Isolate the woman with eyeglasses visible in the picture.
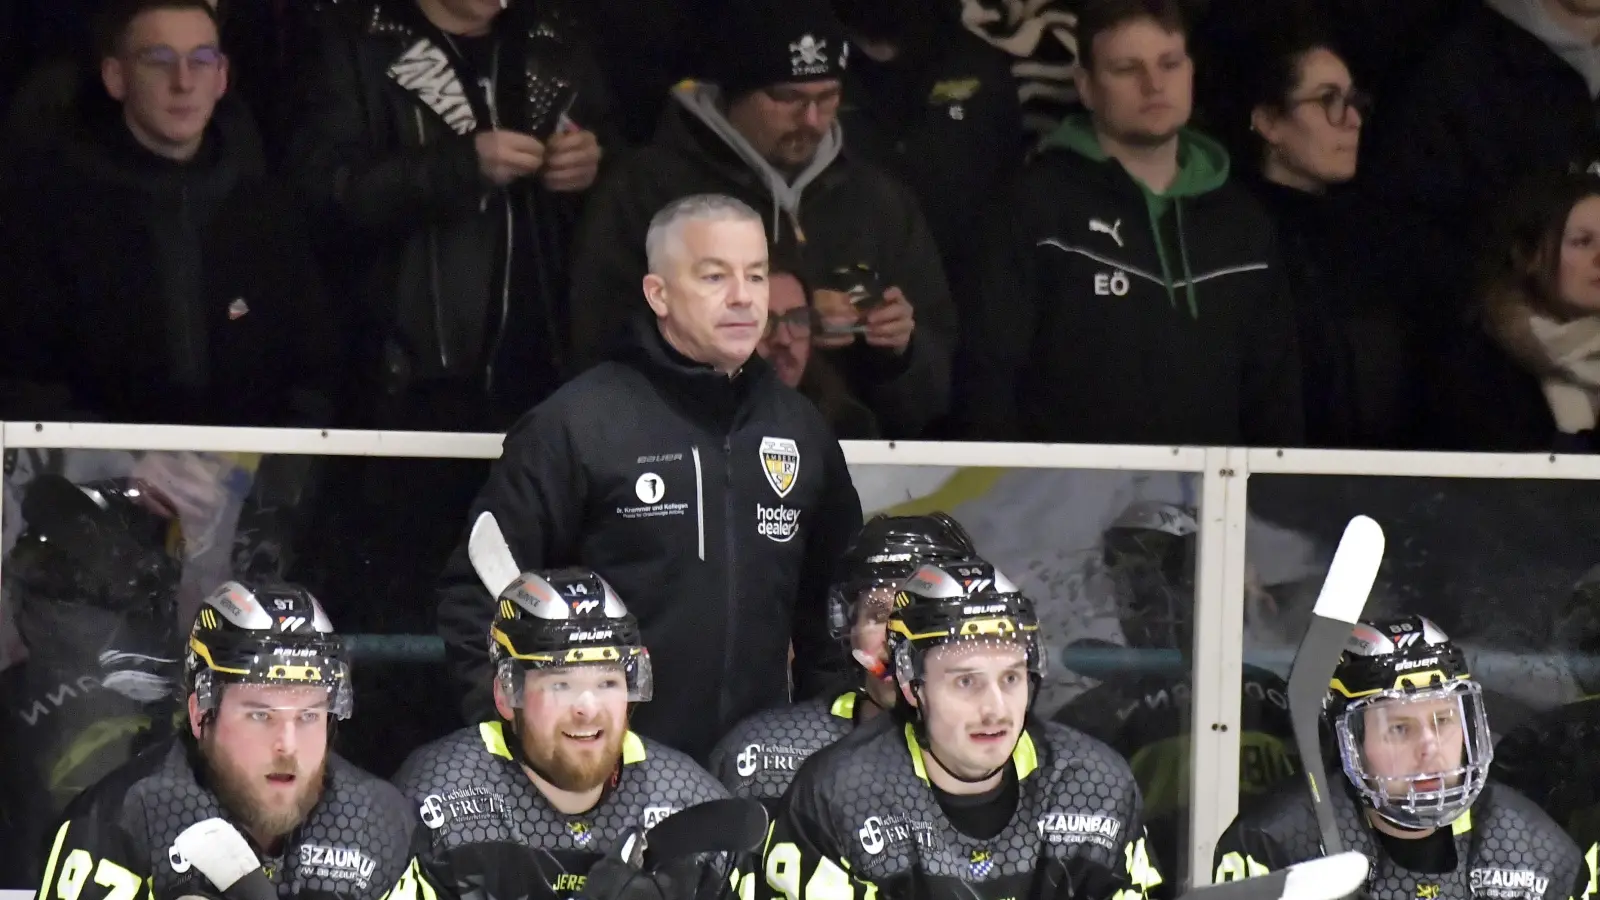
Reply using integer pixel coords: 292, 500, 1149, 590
1204, 21, 1412, 449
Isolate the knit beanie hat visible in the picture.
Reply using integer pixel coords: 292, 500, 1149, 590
705, 0, 851, 97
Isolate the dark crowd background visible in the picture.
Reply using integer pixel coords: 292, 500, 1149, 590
9, 0, 1600, 890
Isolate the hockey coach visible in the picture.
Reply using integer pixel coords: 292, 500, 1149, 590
438, 193, 864, 763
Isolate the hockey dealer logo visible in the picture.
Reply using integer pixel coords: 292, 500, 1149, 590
1470, 867, 1550, 899
300, 844, 377, 889
760, 436, 801, 498
858, 814, 939, 855
735, 742, 807, 777
1037, 812, 1122, 849
757, 503, 801, 543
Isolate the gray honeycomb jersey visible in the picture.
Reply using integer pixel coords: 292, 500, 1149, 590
33, 738, 416, 899
1213, 774, 1590, 900
765, 717, 1163, 900
392, 721, 734, 899
709, 691, 861, 813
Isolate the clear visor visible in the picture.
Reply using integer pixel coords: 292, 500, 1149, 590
496, 649, 652, 710
192, 658, 353, 720
1336, 680, 1492, 830
830, 580, 897, 639
894, 625, 1046, 688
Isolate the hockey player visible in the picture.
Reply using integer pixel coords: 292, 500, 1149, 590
393, 567, 739, 899
1055, 502, 1298, 897
33, 579, 419, 898
1214, 615, 1589, 900
709, 513, 978, 811
763, 559, 1163, 900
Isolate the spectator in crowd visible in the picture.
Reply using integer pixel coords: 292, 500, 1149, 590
1205, 23, 1411, 448
558, 0, 715, 147
283, 0, 616, 666
0, 0, 337, 428
438, 195, 863, 763
289, 0, 615, 431
832, 0, 1024, 292
1358, 0, 1600, 362
1433, 173, 1600, 452
959, 0, 1304, 447
761, 263, 881, 438
567, 0, 955, 440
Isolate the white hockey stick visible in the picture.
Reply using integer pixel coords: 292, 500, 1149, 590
1287, 515, 1384, 857
468, 511, 522, 599
1183, 852, 1369, 900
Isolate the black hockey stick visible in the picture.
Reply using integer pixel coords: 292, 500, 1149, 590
642, 798, 770, 869
1286, 516, 1384, 857
1180, 852, 1369, 900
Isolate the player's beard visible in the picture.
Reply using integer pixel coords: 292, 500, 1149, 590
518, 705, 624, 792
201, 733, 325, 844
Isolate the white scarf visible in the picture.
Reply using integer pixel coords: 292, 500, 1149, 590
1529, 313, 1600, 433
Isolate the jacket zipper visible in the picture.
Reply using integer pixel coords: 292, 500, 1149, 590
691, 445, 706, 561
482, 76, 512, 394
721, 434, 738, 715
415, 107, 450, 372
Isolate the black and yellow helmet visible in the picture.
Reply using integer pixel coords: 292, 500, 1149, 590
886, 559, 1045, 687
1327, 615, 1491, 831
489, 567, 652, 707
828, 512, 979, 642
185, 579, 352, 720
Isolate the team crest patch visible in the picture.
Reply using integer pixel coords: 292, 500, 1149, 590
760, 437, 800, 498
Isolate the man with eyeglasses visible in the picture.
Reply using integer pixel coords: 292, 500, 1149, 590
758, 265, 880, 438
567, 0, 955, 441
32, 580, 421, 898
0, 0, 337, 428
961, 0, 1304, 448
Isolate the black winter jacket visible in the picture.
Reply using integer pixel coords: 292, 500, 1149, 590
567, 89, 956, 439
436, 317, 864, 762
839, 24, 1024, 291
0, 106, 336, 427
960, 119, 1304, 446
288, 0, 616, 423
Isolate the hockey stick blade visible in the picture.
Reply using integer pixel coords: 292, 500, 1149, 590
1181, 852, 1369, 900
643, 798, 770, 870
468, 511, 522, 599
1288, 515, 1384, 857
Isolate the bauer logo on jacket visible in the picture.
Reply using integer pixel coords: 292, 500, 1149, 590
760, 436, 800, 498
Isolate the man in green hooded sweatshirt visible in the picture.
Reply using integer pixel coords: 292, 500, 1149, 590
958, 0, 1305, 447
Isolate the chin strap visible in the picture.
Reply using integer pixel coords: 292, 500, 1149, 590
907, 683, 1015, 786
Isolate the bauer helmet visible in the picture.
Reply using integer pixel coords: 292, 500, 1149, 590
185, 579, 352, 721
829, 513, 979, 642
1328, 615, 1490, 831
489, 567, 652, 709
887, 559, 1044, 693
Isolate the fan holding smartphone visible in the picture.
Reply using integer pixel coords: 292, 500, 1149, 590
812, 262, 917, 354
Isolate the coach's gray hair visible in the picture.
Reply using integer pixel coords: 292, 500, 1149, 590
644, 194, 764, 274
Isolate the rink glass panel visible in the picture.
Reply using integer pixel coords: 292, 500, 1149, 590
0, 446, 487, 886
851, 463, 1204, 893
1243, 474, 1600, 879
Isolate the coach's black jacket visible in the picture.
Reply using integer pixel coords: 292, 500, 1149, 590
437, 316, 863, 761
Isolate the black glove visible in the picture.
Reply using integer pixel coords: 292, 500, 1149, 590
580, 828, 700, 900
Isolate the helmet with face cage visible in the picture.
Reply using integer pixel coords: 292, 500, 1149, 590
1327, 614, 1490, 831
